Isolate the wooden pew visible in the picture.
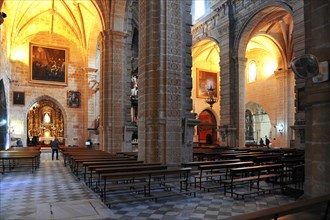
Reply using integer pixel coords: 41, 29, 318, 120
61, 149, 110, 166
182, 159, 241, 168
195, 161, 254, 191
98, 168, 193, 206
83, 160, 145, 184
224, 193, 330, 220
116, 152, 138, 159
94, 164, 167, 190
71, 156, 136, 176
0, 151, 40, 174
253, 154, 282, 165
222, 163, 283, 199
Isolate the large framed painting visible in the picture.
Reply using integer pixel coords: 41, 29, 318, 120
68, 91, 80, 108
29, 43, 68, 86
196, 69, 219, 98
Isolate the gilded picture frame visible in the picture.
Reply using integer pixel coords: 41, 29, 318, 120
196, 69, 219, 98
68, 91, 80, 108
29, 43, 68, 86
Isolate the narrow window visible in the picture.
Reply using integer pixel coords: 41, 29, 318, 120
248, 60, 257, 82
192, 0, 206, 23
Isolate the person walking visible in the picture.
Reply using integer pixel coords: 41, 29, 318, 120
50, 136, 60, 160
265, 136, 270, 148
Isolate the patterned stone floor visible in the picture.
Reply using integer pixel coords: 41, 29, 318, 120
0, 151, 297, 220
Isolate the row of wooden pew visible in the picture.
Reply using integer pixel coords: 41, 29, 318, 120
0, 146, 41, 174
60, 147, 196, 206
184, 147, 304, 199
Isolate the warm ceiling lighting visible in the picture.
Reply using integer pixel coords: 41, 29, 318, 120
264, 60, 277, 77
11, 46, 28, 64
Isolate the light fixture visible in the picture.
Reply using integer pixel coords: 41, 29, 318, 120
277, 123, 284, 134
205, 84, 217, 108
0, 119, 7, 126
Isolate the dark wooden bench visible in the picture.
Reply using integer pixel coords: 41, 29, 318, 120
83, 160, 145, 183
224, 193, 330, 220
222, 163, 283, 199
71, 156, 136, 177
182, 159, 241, 168
98, 168, 193, 206
253, 155, 282, 165
280, 157, 304, 187
195, 161, 254, 191
94, 164, 167, 189
61, 149, 106, 166
0, 151, 40, 174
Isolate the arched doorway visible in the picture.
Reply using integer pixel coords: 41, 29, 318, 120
197, 110, 217, 145
236, 5, 295, 148
27, 99, 64, 146
245, 102, 272, 146
191, 39, 220, 146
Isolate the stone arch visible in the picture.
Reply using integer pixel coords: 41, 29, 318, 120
197, 109, 217, 145
94, 0, 128, 32
234, 2, 293, 56
233, 2, 294, 148
24, 95, 67, 145
245, 101, 272, 144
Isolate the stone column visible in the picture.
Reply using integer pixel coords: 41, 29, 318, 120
100, 30, 127, 153
303, 0, 330, 197
291, 0, 306, 150
218, 1, 239, 148
138, 0, 196, 165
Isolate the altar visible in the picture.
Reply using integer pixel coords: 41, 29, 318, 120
27, 100, 64, 145
39, 137, 54, 145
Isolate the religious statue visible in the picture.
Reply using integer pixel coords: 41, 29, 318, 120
130, 76, 138, 123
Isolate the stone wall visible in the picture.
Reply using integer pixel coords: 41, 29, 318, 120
8, 34, 88, 146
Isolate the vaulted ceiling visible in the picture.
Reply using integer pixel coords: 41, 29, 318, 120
2, 0, 103, 52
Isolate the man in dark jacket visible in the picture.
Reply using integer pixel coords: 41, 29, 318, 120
50, 137, 60, 160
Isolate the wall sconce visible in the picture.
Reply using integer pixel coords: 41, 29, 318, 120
277, 123, 284, 134
205, 84, 217, 108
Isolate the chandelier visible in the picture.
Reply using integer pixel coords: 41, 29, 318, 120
205, 85, 217, 108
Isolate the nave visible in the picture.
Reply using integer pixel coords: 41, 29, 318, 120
0, 150, 296, 220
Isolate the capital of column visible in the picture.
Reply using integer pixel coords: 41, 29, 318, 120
100, 29, 128, 46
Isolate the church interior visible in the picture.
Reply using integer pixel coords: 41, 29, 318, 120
0, 0, 330, 219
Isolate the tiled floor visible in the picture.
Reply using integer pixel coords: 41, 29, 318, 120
0, 151, 297, 220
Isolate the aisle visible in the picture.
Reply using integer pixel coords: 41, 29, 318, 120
0, 151, 113, 220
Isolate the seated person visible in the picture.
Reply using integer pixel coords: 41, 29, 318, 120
16, 139, 23, 147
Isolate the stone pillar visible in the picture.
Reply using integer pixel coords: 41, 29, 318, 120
291, 0, 306, 150
138, 0, 196, 165
100, 30, 127, 153
274, 69, 295, 147
237, 56, 247, 148
303, 0, 330, 197
218, 1, 239, 148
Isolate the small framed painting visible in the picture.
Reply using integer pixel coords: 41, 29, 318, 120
68, 91, 80, 108
196, 69, 219, 98
13, 91, 25, 105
